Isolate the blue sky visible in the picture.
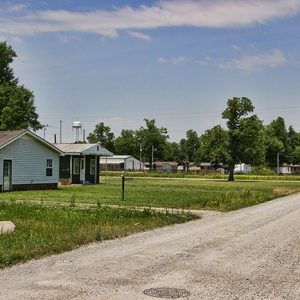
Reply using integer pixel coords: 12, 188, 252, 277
1, 0, 300, 142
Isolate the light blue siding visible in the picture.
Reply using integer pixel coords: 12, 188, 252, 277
0, 135, 59, 186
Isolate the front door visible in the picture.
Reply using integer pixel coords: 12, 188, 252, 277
80, 157, 85, 183
3, 160, 12, 192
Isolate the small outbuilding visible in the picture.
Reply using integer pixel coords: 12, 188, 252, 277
153, 161, 178, 172
55, 143, 112, 184
99, 155, 144, 171
0, 129, 63, 192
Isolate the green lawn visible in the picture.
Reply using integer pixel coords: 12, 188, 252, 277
1, 177, 300, 211
0, 202, 196, 268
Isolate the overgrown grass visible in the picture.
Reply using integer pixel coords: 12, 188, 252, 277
1, 177, 300, 211
0, 202, 197, 268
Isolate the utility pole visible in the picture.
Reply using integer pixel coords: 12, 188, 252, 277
277, 152, 280, 174
139, 144, 142, 162
59, 120, 62, 143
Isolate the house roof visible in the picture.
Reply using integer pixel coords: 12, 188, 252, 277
154, 161, 178, 166
55, 143, 112, 156
0, 129, 27, 147
0, 130, 63, 154
99, 155, 143, 164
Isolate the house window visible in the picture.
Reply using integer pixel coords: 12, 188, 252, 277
90, 159, 96, 175
73, 158, 80, 174
46, 159, 53, 176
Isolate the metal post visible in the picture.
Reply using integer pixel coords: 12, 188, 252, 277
151, 144, 154, 171
59, 120, 62, 143
121, 174, 125, 201
277, 152, 280, 174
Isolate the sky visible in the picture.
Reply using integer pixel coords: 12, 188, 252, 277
1, 0, 300, 143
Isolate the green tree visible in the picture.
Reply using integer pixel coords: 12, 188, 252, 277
0, 41, 42, 130
87, 122, 115, 152
136, 119, 169, 166
184, 129, 200, 162
163, 141, 181, 161
195, 125, 230, 167
222, 97, 265, 181
114, 129, 139, 157
264, 125, 284, 167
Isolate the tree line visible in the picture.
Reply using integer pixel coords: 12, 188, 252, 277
87, 100, 300, 180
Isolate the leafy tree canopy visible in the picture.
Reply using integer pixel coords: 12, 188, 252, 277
0, 41, 41, 131
222, 97, 265, 181
87, 122, 115, 152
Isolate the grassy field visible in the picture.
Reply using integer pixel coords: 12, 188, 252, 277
102, 171, 300, 181
1, 177, 300, 211
0, 202, 196, 268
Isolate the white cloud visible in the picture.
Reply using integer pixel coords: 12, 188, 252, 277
231, 44, 240, 51
157, 56, 191, 64
7, 4, 27, 12
1, 0, 300, 37
171, 56, 191, 64
157, 57, 167, 64
194, 56, 211, 65
128, 31, 152, 41
219, 49, 286, 72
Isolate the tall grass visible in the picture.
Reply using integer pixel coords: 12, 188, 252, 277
0, 202, 197, 268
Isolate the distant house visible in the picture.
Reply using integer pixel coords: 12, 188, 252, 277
54, 143, 112, 184
99, 155, 144, 171
200, 162, 213, 171
0, 130, 63, 192
278, 164, 300, 175
153, 161, 178, 172
234, 163, 252, 174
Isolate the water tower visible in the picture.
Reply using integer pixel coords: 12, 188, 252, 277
72, 121, 82, 143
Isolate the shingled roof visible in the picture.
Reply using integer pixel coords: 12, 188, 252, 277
0, 129, 63, 154
0, 129, 27, 147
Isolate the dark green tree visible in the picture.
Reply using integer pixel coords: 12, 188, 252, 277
136, 119, 169, 167
0, 41, 42, 130
195, 125, 230, 167
114, 129, 139, 157
87, 122, 115, 152
264, 125, 284, 167
222, 97, 265, 181
163, 141, 181, 161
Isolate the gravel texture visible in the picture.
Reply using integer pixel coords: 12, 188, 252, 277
0, 194, 300, 300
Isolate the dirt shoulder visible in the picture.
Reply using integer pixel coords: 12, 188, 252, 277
0, 193, 300, 299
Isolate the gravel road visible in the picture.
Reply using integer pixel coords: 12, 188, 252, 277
1, 194, 300, 300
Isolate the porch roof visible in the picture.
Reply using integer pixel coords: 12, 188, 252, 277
54, 143, 113, 156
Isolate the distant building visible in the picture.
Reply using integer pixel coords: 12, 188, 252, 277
55, 143, 112, 184
0, 130, 63, 192
153, 161, 178, 172
100, 155, 144, 171
234, 163, 252, 174
277, 164, 300, 175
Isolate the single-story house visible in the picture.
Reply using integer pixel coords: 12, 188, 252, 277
277, 164, 300, 175
153, 161, 178, 172
234, 163, 252, 174
0, 129, 63, 192
99, 155, 144, 171
54, 143, 112, 184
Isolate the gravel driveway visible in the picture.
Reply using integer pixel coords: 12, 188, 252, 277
1, 193, 300, 300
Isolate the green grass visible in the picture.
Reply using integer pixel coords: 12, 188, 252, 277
1, 177, 300, 211
0, 202, 197, 268
102, 171, 300, 181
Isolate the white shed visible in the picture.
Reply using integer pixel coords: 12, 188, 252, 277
100, 155, 144, 171
234, 163, 252, 174
0, 130, 63, 192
